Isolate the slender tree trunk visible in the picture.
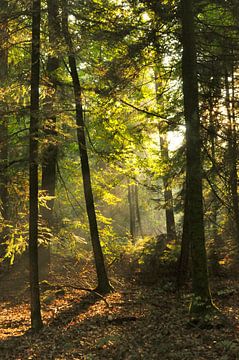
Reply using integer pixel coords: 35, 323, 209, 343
177, 186, 190, 288
0, 0, 9, 261
154, 69, 177, 242
209, 199, 221, 273
128, 181, 136, 241
29, 0, 43, 332
128, 181, 143, 240
39, 0, 61, 275
160, 136, 177, 242
134, 183, 144, 238
61, 0, 112, 294
224, 69, 239, 245
208, 99, 221, 273
42, 0, 60, 219
181, 0, 213, 316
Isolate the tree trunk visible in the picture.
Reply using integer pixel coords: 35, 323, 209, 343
208, 99, 221, 274
224, 69, 239, 245
61, 0, 112, 294
177, 186, 190, 288
39, 0, 61, 275
0, 0, 9, 261
128, 181, 143, 240
134, 183, 144, 238
128, 181, 136, 241
29, 0, 43, 332
181, 0, 213, 316
42, 0, 61, 220
154, 69, 177, 243
160, 136, 177, 242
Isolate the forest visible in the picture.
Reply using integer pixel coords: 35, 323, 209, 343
1, 0, 239, 359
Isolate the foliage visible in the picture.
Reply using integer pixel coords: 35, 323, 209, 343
1, 0, 239, 334
113, 235, 180, 282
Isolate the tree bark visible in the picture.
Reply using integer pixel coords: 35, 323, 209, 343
29, 0, 43, 332
128, 182, 143, 240
42, 0, 60, 221
128, 181, 136, 241
177, 186, 190, 288
39, 0, 61, 275
0, 0, 9, 261
224, 69, 239, 245
181, 0, 213, 316
160, 135, 177, 242
208, 98, 221, 273
154, 69, 177, 243
134, 183, 144, 238
61, 0, 112, 294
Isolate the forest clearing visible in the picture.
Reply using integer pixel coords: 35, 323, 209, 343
1, 0, 239, 358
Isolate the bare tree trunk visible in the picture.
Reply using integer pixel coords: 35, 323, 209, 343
181, 0, 213, 316
128, 181, 136, 241
61, 0, 112, 294
0, 0, 9, 262
128, 181, 143, 240
29, 0, 43, 332
177, 186, 190, 288
134, 183, 144, 238
224, 69, 239, 245
160, 136, 177, 242
154, 69, 177, 243
208, 99, 221, 273
39, 0, 61, 276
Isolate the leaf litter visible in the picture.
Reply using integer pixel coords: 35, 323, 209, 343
0, 263, 239, 359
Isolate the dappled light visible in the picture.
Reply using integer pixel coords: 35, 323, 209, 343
1, 0, 239, 358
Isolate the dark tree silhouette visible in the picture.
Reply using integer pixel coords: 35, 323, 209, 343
181, 0, 214, 316
29, 0, 43, 331
61, 0, 112, 294
0, 0, 9, 261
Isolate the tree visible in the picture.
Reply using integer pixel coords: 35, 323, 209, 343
159, 135, 177, 242
29, 0, 43, 332
128, 181, 143, 240
61, 0, 112, 294
154, 67, 177, 242
38, 0, 61, 275
0, 0, 9, 261
195, 0, 239, 260
181, 0, 215, 316
224, 68, 239, 245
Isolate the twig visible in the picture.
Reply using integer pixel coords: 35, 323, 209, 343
120, 99, 170, 122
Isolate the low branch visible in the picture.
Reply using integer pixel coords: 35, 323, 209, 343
62, 284, 110, 307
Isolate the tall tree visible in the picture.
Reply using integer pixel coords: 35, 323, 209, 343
128, 181, 143, 240
181, 0, 214, 316
61, 0, 112, 294
42, 0, 61, 223
128, 182, 137, 241
29, 0, 43, 331
224, 68, 239, 245
159, 135, 177, 242
154, 68, 177, 242
0, 0, 9, 261
38, 0, 61, 274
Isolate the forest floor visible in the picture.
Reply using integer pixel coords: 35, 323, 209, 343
0, 257, 239, 359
